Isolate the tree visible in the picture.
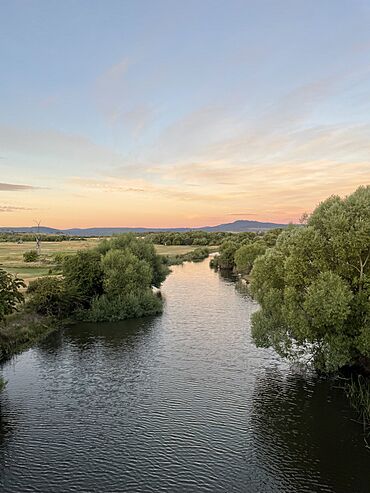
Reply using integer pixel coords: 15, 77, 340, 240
217, 241, 239, 269
27, 277, 83, 318
235, 241, 266, 275
63, 250, 104, 304
0, 269, 25, 323
101, 249, 152, 296
250, 186, 370, 372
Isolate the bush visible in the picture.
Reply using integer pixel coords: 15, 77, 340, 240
63, 250, 104, 304
23, 250, 38, 262
84, 290, 163, 322
0, 269, 25, 323
183, 247, 210, 262
27, 277, 83, 318
234, 242, 266, 275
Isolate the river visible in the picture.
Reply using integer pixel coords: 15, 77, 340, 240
0, 260, 368, 492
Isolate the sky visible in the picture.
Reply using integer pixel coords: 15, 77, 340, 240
1, 0, 370, 228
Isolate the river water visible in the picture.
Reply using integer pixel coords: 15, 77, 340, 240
0, 260, 368, 492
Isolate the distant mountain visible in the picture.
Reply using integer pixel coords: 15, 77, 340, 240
0, 220, 288, 236
200, 219, 287, 232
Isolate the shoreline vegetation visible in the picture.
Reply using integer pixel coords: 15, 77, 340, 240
210, 186, 370, 432
0, 238, 215, 368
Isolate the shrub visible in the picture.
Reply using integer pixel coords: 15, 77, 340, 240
84, 290, 163, 322
63, 250, 104, 304
23, 250, 38, 262
27, 277, 83, 318
0, 269, 25, 323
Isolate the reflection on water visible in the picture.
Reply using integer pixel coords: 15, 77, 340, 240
0, 260, 368, 492
251, 371, 369, 493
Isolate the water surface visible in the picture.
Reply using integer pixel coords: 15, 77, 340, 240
0, 260, 368, 492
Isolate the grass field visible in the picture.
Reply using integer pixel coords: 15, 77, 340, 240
0, 240, 201, 284
152, 245, 201, 256
0, 239, 100, 284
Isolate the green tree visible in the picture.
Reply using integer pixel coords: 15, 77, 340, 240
217, 241, 239, 269
102, 249, 152, 296
27, 277, 83, 318
63, 250, 104, 303
97, 234, 168, 287
250, 186, 370, 372
235, 242, 267, 274
0, 268, 25, 323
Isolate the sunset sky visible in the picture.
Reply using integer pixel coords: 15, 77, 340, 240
1, 0, 370, 228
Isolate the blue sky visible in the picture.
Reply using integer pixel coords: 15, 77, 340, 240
1, 0, 370, 227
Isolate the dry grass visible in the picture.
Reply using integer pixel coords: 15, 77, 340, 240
0, 239, 100, 284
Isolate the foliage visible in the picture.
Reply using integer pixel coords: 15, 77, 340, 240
165, 247, 210, 265
250, 186, 370, 372
83, 290, 163, 322
27, 277, 83, 318
97, 234, 169, 287
23, 250, 39, 262
145, 231, 235, 246
216, 241, 239, 269
234, 241, 267, 274
345, 374, 370, 432
0, 268, 25, 323
210, 230, 283, 273
0, 233, 86, 242
26, 234, 170, 323
63, 250, 104, 304
102, 249, 152, 296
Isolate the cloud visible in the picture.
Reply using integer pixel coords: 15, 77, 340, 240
69, 176, 230, 203
97, 59, 130, 86
226, 212, 258, 216
0, 205, 34, 212
0, 182, 36, 191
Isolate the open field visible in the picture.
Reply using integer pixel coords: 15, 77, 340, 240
152, 244, 202, 256
0, 240, 204, 284
0, 239, 100, 284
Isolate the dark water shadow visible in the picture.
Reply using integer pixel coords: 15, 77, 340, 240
250, 369, 370, 493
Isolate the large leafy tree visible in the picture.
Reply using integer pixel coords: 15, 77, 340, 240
250, 186, 370, 372
0, 268, 25, 323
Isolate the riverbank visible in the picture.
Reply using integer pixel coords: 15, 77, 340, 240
0, 310, 61, 363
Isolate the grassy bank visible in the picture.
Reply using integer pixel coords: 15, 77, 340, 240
0, 310, 60, 362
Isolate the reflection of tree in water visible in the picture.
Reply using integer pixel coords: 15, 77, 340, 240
35, 316, 157, 360
0, 398, 19, 482
29, 316, 160, 412
250, 370, 369, 493
0, 403, 15, 445
217, 268, 238, 283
